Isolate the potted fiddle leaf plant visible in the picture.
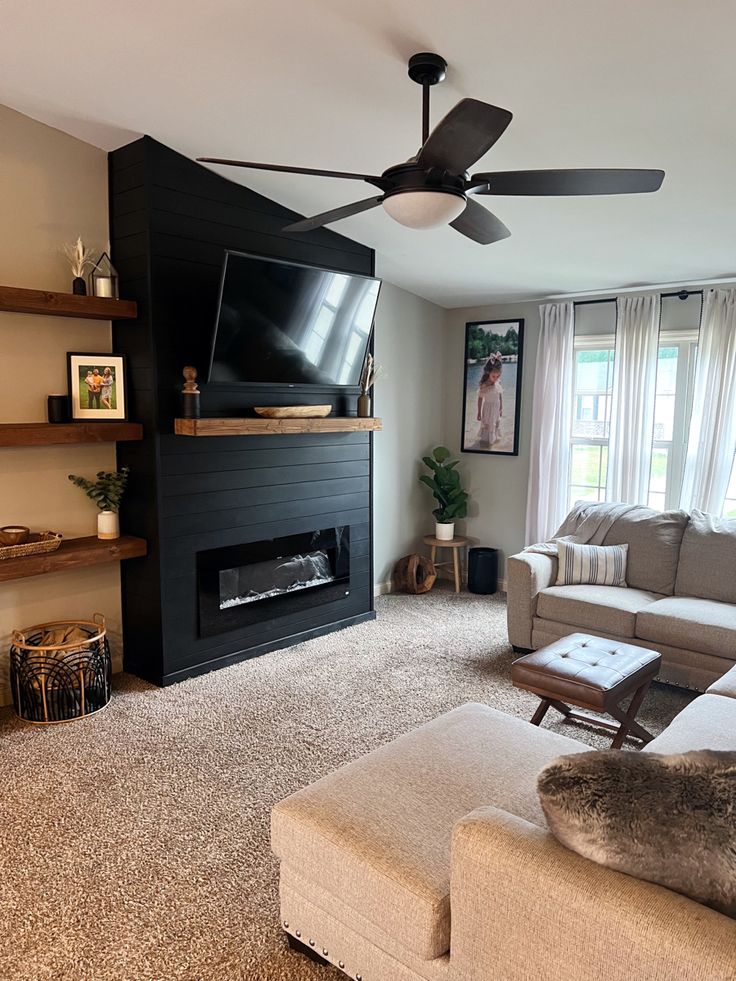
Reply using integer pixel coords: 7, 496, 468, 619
419, 446, 469, 541
68, 466, 130, 540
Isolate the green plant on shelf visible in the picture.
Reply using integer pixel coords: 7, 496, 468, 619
68, 466, 130, 512
419, 446, 469, 522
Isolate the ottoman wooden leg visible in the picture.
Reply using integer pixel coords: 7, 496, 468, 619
609, 679, 656, 750
530, 698, 551, 726
530, 697, 572, 727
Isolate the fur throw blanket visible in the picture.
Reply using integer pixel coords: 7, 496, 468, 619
538, 750, 736, 918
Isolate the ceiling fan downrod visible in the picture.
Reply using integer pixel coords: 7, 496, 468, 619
407, 52, 448, 145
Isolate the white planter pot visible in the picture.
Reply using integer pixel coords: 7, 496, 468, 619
435, 521, 455, 541
97, 510, 120, 540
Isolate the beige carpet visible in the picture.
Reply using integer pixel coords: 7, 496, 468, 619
0, 590, 694, 981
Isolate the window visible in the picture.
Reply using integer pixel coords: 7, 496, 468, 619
569, 343, 614, 504
648, 339, 698, 510
723, 457, 736, 518
569, 308, 699, 512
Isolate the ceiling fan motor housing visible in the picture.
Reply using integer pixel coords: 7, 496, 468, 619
381, 162, 467, 198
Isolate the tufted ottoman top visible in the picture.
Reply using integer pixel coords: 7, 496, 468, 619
512, 632, 661, 709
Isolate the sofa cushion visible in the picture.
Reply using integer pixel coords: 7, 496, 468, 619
644, 694, 736, 754
537, 584, 663, 637
675, 510, 736, 604
601, 507, 689, 595
707, 665, 736, 699
271, 702, 587, 961
636, 596, 736, 659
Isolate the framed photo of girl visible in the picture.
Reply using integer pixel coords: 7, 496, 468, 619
67, 352, 127, 421
461, 319, 524, 456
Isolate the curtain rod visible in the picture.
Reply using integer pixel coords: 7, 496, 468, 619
574, 289, 704, 308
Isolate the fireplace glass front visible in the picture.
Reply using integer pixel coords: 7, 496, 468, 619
197, 527, 350, 637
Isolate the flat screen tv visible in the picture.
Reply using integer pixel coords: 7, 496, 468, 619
207, 250, 381, 386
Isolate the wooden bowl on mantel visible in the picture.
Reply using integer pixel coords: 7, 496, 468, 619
254, 405, 332, 419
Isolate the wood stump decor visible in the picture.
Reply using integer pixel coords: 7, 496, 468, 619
392, 554, 437, 594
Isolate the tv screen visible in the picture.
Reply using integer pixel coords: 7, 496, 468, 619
207, 251, 381, 386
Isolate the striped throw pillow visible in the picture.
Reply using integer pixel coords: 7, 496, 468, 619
555, 541, 628, 587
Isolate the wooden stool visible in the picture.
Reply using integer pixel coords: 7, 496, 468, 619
512, 632, 661, 749
422, 535, 469, 594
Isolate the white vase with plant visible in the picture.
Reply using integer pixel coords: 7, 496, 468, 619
419, 446, 469, 541
62, 237, 95, 296
68, 466, 130, 540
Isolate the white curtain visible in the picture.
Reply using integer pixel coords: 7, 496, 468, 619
525, 301, 575, 544
680, 289, 736, 513
606, 293, 661, 504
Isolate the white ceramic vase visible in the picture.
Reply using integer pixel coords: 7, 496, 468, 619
97, 510, 120, 541
435, 521, 454, 541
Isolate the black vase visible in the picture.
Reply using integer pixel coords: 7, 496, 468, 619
72, 277, 87, 296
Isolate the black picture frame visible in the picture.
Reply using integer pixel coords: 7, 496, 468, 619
461, 319, 524, 457
66, 352, 128, 421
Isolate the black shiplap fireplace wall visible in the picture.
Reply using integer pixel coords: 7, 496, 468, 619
109, 138, 375, 686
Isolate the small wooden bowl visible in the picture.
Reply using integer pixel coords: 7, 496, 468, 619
0, 525, 30, 546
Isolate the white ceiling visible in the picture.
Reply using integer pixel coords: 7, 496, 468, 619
2, 0, 735, 307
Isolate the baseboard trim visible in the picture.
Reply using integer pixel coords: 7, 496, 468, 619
374, 578, 507, 596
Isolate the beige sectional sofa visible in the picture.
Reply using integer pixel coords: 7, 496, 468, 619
272, 667, 736, 981
507, 507, 736, 690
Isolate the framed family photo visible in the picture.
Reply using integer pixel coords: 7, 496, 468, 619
461, 319, 524, 457
67, 352, 127, 421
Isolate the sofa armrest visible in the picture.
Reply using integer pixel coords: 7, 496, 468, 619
506, 551, 557, 649
450, 806, 736, 981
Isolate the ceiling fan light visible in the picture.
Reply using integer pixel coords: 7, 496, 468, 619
382, 190, 466, 229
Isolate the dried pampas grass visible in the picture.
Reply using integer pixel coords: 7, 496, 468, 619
62, 236, 95, 278
359, 352, 384, 393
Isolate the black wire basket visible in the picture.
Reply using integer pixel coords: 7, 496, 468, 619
9, 614, 112, 725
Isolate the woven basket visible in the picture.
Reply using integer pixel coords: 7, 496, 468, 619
0, 531, 62, 561
9, 614, 111, 724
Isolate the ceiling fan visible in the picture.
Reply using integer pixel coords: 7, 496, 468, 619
198, 53, 664, 245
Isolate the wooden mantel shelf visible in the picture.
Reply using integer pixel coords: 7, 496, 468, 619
0, 422, 143, 447
0, 285, 137, 321
174, 417, 383, 437
0, 535, 147, 583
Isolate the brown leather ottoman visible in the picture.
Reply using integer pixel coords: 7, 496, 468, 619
512, 632, 662, 749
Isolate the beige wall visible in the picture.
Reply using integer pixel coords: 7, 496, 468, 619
0, 105, 120, 705
372, 280, 446, 586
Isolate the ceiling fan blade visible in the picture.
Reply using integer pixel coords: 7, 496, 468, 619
283, 196, 384, 233
416, 98, 513, 173
197, 157, 388, 189
470, 168, 665, 196
450, 197, 511, 245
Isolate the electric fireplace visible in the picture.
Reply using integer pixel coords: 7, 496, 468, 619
197, 527, 350, 638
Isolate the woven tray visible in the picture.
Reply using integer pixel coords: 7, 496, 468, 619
0, 531, 62, 561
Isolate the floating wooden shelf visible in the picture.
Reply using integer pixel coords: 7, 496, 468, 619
0, 422, 143, 447
0, 535, 147, 583
0, 285, 137, 321
174, 417, 383, 437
